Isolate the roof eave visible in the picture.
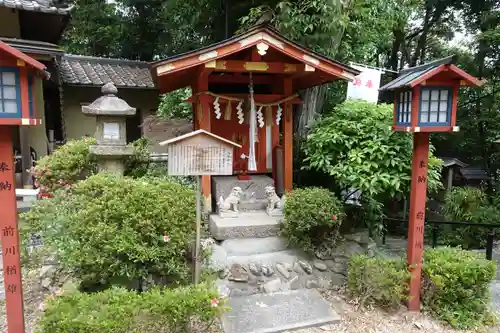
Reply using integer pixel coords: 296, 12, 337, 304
151, 25, 359, 79
64, 83, 157, 90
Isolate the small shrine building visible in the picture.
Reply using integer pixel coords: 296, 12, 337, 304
151, 25, 359, 211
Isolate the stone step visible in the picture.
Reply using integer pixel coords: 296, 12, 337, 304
220, 289, 341, 333
209, 212, 282, 240
227, 249, 305, 267
221, 237, 288, 256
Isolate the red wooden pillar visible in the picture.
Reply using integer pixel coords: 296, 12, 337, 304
283, 79, 293, 192
0, 127, 26, 333
197, 73, 212, 212
407, 132, 430, 311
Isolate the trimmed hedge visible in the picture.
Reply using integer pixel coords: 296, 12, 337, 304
422, 247, 497, 329
282, 187, 344, 253
22, 173, 196, 287
347, 254, 410, 308
348, 247, 497, 329
37, 283, 225, 333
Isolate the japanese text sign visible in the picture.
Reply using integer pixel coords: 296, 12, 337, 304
346, 64, 382, 104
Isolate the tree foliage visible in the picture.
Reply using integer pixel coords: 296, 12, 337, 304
62, 0, 500, 194
304, 100, 442, 197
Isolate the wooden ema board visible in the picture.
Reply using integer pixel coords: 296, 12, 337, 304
0, 128, 25, 332
406, 132, 430, 311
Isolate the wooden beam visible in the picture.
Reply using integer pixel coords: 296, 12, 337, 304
205, 60, 306, 73
420, 80, 459, 86
208, 75, 273, 85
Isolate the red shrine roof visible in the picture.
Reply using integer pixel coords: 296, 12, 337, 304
0, 39, 46, 74
151, 25, 360, 93
380, 55, 483, 91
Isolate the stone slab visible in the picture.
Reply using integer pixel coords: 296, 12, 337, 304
221, 237, 288, 256
210, 212, 282, 240
226, 249, 307, 267
221, 289, 340, 333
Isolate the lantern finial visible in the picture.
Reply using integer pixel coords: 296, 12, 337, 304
102, 82, 118, 95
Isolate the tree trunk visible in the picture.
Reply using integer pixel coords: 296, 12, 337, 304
390, 28, 405, 71
410, 5, 431, 67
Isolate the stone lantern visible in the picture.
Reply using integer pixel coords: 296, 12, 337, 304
82, 83, 136, 175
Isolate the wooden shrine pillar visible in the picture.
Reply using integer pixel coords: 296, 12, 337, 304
197, 73, 212, 212
19, 66, 32, 187
283, 79, 293, 192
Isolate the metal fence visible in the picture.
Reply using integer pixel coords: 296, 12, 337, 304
382, 217, 500, 261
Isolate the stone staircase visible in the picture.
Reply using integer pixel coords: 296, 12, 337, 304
208, 176, 341, 333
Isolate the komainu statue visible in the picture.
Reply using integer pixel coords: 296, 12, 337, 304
264, 186, 285, 216
217, 186, 243, 218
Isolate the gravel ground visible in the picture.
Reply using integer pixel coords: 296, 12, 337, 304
1, 268, 498, 333
0, 269, 50, 333
287, 288, 499, 333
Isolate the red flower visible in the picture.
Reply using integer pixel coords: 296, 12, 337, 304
163, 235, 170, 242
332, 215, 338, 221
210, 298, 219, 307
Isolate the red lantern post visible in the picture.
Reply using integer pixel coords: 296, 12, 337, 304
0, 128, 25, 333
0, 40, 47, 332
380, 55, 483, 311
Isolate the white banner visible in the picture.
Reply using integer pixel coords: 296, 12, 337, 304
346, 64, 382, 104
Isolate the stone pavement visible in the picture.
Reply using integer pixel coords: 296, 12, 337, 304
221, 289, 340, 333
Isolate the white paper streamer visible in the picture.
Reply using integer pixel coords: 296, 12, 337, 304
248, 74, 257, 171
213, 97, 221, 119
276, 104, 282, 125
236, 101, 244, 124
257, 106, 264, 128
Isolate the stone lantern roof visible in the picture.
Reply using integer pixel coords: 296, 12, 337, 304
82, 83, 136, 116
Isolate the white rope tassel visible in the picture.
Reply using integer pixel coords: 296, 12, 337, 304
213, 97, 221, 119
236, 101, 244, 124
257, 106, 264, 128
276, 104, 282, 125
248, 73, 257, 172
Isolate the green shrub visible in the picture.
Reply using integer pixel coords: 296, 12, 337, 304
347, 254, 410, 308
124, 137, 153, 178
32, 138, 97, 193
22, 173, 196, 287
37, 283, 225, 333
422, 247, 497, 329
441, 187, 500, 248
282, 187, 344, 252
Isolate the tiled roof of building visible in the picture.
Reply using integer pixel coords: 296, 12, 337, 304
459, 167, 490, 181
1, 37, 64, 55
440, 157, 467, 168
60, 54, 156, 89
0, 0, 72, 14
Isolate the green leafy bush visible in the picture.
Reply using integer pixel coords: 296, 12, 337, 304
282, 187, 344, 252
422, 247, 497, 329
124, 136, 154, 178
303, 100, 443, 197
32, 138, 97, 193
441, 187, 500, 248
37, 283, 225, 333
347, 254, 410, 308
23, 173, 196, 287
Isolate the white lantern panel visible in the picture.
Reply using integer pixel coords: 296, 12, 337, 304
103, 122, 120, 140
